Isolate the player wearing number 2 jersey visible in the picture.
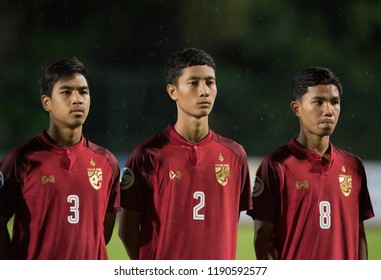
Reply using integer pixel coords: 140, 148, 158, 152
0, 58, 120, 259
118, 48, 252, 260
247, 66, 374, 260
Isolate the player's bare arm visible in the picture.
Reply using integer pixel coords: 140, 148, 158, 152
104, 212, 117, 245
0, 216, 11, 259
358, 221, 368, 260
118, 208, 142, 260
254, 219, 275, 260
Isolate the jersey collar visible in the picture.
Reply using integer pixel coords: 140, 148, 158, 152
288, 138, 335, 172
165, 124, 213, 148
38, 131, 86, 154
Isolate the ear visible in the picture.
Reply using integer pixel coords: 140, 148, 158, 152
41, 95, 51, 112
167, 84, 177, 101
290, 100, 301, 117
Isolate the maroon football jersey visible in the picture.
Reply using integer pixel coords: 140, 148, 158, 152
0, 132, 120, 259
247, 139, 374, 260
120, 124, 252, 259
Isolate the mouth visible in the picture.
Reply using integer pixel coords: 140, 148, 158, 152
319, 119, 335, 125
70, 107, 86, 114
198, 100, 211, 107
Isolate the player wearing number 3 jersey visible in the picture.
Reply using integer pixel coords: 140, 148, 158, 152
247, 66, 374, 260
0, 58, 120, 259
118, 48, 252, 260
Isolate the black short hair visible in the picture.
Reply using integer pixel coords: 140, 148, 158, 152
291, 66, 343, 101
39, 57, 88, 97
165, 48, 216, 85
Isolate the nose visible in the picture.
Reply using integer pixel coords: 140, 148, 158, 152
323, 102, 333, 116
199, 81, 210, 97
71, 90, 83, 104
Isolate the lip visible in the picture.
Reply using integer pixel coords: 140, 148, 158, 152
70, 107, 86, 114
319, 119, 335, 125
198, 100, 211, 106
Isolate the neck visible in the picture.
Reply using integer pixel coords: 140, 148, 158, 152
296, 133, 330, 156
173, 116, 209, 143
46, 125, 83, 147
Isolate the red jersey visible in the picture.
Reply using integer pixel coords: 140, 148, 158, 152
247, 139, 374, 260
120, 124, 252, 260
0, 132, 120, 259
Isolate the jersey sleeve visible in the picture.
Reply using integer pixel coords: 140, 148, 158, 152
359, 162, 375, 221
0, 148, 23, 218
239, 151, 253, 212
120, 147, 150, 213
246, 155, 281, 223
106, 152, 121, 213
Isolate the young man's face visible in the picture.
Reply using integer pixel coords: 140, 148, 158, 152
41, 73, 91, 129
292, 84, 341, 137
167, 65, 217, 119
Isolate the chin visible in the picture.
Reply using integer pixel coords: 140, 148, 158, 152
69, 120, 86, 129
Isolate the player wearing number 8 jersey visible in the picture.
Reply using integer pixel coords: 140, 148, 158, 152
0, 58, 120, 259
247, 66, 374, 260
118, 48, 253, 260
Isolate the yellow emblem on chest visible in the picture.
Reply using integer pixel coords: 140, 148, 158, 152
215, 164, 230, 187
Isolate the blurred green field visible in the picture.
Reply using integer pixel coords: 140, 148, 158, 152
7, 218, 380, 259
107, 222, 381, 260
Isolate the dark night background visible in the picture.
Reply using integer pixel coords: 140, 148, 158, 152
1, 0, 381, 160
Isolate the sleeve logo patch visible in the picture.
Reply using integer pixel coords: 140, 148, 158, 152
120, 167, 135, 190
252, 176, 264, 198
0, 171, 4, 189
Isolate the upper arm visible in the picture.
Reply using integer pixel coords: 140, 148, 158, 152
103, 212, 116, 245
358, 221, 368, 260
0, 215, 11, 231
254, 219, 275, 260
118, 208, 142, 238
118, 208, 143, 260
0, 216, 12, 259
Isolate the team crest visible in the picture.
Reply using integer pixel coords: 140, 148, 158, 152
339, 174, 352, 197
121, 167, 135, 190
252, 176, 264, 197
0, 171, 4, 189
215, 163, 230, 187
88, 160, 102, 190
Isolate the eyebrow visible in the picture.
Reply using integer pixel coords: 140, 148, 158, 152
59, 85, 89, 90
186, 75, 216, 81
311, 96, 340, 101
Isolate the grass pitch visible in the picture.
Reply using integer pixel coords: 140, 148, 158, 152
107, 223, 381, 260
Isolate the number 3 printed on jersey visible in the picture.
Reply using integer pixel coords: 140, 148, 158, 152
67, 195, 79, 224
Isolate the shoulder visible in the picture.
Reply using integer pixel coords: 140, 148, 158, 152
212, 132, 247, 160
131, 130, 169, 156
85, 138, 119, 167
333, 144, 364, 167
1, 137, 41, 163
262, 143, 291, 163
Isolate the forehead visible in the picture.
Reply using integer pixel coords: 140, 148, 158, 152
179, 65, 215, 80
53, 73, 88, 89
304, 84, 340, 98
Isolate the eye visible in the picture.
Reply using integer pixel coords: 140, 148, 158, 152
207, 80, 215, 86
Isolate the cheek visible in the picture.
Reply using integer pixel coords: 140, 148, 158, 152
84, 96, 91, 106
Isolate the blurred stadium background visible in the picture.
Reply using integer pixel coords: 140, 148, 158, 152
1, 0, 380, 259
